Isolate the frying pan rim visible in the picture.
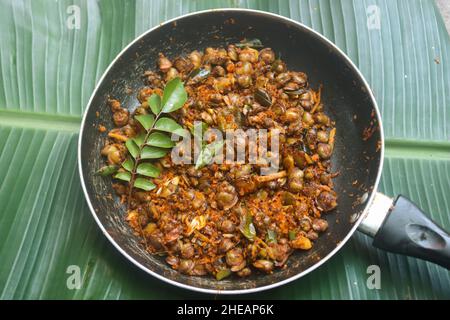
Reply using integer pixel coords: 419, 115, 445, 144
77, 8, 385, 295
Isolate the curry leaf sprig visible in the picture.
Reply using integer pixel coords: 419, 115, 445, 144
123, 77, 188, 195
98, 77, 189, 197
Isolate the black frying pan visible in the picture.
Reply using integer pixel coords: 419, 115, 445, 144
78, 9, 450, 294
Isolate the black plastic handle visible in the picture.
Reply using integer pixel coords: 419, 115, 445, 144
373, 195, 450, 269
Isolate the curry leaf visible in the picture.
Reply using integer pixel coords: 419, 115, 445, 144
122, 157, 134, 172
239, 214, 256, 240
136, 163, 161, 178
266, 230, 277, 244
125, 139, 140, 159
95, 165, 118, 176
146, 132, 175, 148
133, 133, 146, 147
288, 230, 297, 241
195, 140, 224, 170
188, 68, 210, 84
161, 77, 187, 113
215, 269, 231, 281
134, 178, 156, 191
148, 94, 162, 115
141, 146, 168, 159
114, 171, 131, 182
155, 117, 189, 138
235, 38, 263, 48
135, 114, 155, 131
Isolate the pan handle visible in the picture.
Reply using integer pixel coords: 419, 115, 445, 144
359, 193, 450, 269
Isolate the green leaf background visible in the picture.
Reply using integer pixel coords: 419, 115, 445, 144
0, 0, 449, 299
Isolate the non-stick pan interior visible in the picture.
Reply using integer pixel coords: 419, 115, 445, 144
80, 10, 382, 292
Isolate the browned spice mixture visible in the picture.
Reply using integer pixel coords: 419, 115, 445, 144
100, 42, 338, 279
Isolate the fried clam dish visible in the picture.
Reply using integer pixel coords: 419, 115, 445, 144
98, 41, 338, 280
